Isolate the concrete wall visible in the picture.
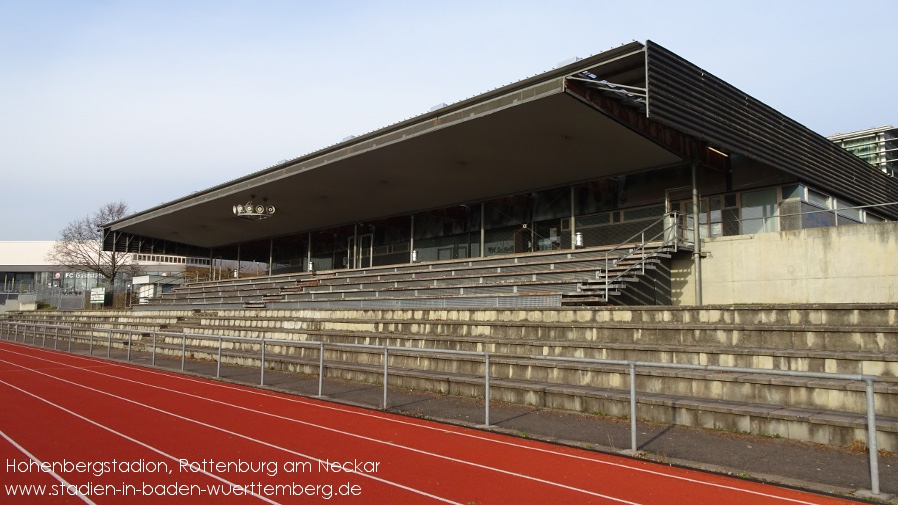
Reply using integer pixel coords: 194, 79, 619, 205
672, 221, 898, 305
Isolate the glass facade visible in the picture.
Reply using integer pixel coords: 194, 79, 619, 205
829, 126, 898, 178
211, 169, 888, 277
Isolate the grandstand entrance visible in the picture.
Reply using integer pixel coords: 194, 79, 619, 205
347, 233, 373, 269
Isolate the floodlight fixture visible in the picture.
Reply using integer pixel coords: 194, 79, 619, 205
233, 195, 275, 220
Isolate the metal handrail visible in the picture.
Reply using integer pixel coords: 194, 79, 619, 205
525, 354, 881, 495
7, 324, 495, 426
597, 212, 682, 302
0, 320, 882, 495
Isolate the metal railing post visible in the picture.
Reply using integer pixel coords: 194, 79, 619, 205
54, 326, 59, 350
107, 329, 112, 358
629, 362, 637, 453
42, 325, 47, 347
127, 331, 132, 361
152, 331, 157, 366
89, 330, 94, 355
484, 352, 491, 427
383, 346, 389, 409
318, 342, 325, 397
865, 378, 880, 495
67, 326, 72, 352
216, 336, 222, 378
181, 333, 186, 371
260, 338, 266, 386
641, 232, 646, 275
604, 253, 609, 301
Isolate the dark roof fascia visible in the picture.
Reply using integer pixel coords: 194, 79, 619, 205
644, 40, 898, 219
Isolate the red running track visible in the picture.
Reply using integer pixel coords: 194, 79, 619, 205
0, 340, 863, 504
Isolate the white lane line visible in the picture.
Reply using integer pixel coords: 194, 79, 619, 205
0, 379, 280, 504
0, 359, 468, 505
3, 341, 829, 505
0, 428, 97, 505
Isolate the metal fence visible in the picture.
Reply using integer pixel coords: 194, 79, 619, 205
33, 287, 86, 311
0, 320, 885, 495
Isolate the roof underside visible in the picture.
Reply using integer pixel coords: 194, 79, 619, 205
104, 41, 898, 254
107, 43, 685, 250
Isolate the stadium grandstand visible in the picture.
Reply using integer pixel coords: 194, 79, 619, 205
96, 40, 896, 310
6, 42, 898, 484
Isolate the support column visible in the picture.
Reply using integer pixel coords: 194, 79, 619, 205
691, 160, 703, 305
570, 186, 576, 250
307, 233, 312, 272
235, 244, 241, 279
268, 239, 274, 277
480, 203, 486, 257
352, 224, 358, 269
409, 215, 415, 263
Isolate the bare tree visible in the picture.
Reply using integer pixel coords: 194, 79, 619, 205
46, 201, 140, 288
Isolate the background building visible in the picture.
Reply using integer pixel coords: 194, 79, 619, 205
829, 125, 898, 178
0, 241, 211, 311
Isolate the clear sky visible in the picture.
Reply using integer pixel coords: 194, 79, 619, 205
2, 0, 895, 240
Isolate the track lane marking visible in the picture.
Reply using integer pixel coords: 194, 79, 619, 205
1, 340, 858, 504
0, 358, 472, 505
0, 378, 281, 504
0, 428, 97, 505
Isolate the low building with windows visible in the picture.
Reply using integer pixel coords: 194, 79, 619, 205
0, 241, 210, 310
99, 41, 898, 307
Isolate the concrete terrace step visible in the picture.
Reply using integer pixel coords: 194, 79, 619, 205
134, 337, 898, 451
146, 242, 674, 309
139, 332, 898, 416
184, 312, 898, 353
6, 304, 898, 451
31, 313, 898, 380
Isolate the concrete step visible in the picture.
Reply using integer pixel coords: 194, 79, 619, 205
8, 305, 898, 452
132, 338, 898, 452
61, 319, 898, 379
122, 331, 898, 419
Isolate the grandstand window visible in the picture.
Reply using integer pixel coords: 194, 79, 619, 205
741, 188, 778, 234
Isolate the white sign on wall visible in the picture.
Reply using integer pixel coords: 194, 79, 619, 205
90, 287, 106, 304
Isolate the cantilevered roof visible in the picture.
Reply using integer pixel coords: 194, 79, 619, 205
104, 40, 898, 254
105, 42, 686, 251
